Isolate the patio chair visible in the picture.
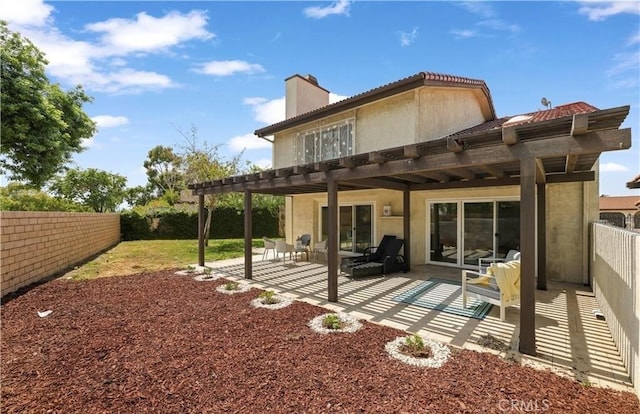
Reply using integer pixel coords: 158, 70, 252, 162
478, 249, 520, 273
345, 238, 406, 278
262, 237, 276, 261
462, 259, 521, 321
295, 234, 312, 261
340, 234, 397, 272
275, 239, 295, 264
312, 239, 327, 262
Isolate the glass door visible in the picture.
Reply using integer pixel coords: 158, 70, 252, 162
321, 204, 373, 253
462, 202, 494, 266
430, 203, 458, 264
496, 201, 520, 258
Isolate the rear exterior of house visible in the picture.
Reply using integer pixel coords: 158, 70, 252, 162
257, 73, 603, 284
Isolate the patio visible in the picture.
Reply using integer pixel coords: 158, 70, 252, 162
203, 252, 633, 393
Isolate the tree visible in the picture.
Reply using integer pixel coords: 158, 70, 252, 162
0, 21, 96, 188
178, 125, 243, 245
124, 185, 156, 208
0, 182, 90, 212
49, 168, 127, 212
143, 145, 184, 204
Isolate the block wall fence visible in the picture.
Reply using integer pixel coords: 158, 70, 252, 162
1, 212, 120, 298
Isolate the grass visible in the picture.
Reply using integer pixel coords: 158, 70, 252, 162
64, 239, 263, 280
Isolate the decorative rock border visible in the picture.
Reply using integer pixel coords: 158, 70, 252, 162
193, 273, 224, 282
174, 265, 210, 276
308, 312, 363, 334
250, 295, 293, 310
385, 336, 451, 368
216, 283, 252, 294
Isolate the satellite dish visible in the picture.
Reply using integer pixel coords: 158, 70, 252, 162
540, 97, 551, 109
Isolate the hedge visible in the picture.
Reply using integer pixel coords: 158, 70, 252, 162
120, 208, 280, 241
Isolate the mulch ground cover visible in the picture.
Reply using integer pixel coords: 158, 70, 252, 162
1, 270, 638, 413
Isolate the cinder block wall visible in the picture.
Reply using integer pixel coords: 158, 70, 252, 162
1, 212, 120, 297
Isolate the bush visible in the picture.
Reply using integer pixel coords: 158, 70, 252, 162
120, 207, 279, 240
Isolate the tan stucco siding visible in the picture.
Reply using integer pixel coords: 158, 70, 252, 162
288, 181, 594, 284
355, 92, 416, 152
418, 88, 486, 141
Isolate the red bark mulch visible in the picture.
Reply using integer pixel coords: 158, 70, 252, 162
1, 270, 638, 413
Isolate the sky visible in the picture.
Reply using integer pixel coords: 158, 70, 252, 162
1, 0, 639, 196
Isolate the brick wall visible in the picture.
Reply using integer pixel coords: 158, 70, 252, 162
1, 212, 120, 297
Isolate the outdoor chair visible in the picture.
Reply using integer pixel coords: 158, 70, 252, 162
345, 238, 406, 278
340, 234, 397, 272
478, 249, 520, 273
275, 239, 295, 264
295, 234, 312, 261
312, 239, 328, 262
262, 237, 277, 261
462, 259, 521, 321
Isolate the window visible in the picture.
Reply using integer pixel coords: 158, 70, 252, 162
296, 120, 354, 164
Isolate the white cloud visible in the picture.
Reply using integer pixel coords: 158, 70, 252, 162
244, 96, 286, 124
577, 1, 640, 21
85, 10, 213, 55
600, 162, 629, 172
0, 0, 53, 27
329, 92, 349, 103
457, 2, 495, 19
195, 60, 265, 76
398, 27, 419, 47
477, 19, 520, 34
627, 32, 640, 46
92, 115, 130, 128
451, 29, 478, 39
606, 50, 640, 89
304, 0, 351, 19
228, 133, 272, 151
252, 158, 272, 170
2, 6, 211, 94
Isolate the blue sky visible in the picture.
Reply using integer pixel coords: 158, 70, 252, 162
1, 0, 639, 195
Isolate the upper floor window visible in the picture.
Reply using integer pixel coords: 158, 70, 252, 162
296, 119, 354, 164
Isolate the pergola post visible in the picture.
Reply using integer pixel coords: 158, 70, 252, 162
244, 190, 253, 280
198, 194, 205, 267
519, 156, 537, 355
327, 176, 338, 302
536, 182, 546, 290
403, 188, 411, 272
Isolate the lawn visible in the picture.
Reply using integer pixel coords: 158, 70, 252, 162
64, 239, 263, 280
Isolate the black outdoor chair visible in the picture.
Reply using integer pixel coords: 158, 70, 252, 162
345, 238, 406, 278
295, 233, 312, 261
340, 234, 397, 273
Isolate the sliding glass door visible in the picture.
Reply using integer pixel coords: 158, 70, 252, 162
429, 200, 520, 267
321, 204, 373, 253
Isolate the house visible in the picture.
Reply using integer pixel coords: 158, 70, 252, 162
189, 71, 631, 354
599, 195, 640, 229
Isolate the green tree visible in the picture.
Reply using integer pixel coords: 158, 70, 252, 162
1, 22, 96, 188
143, 145, 184, 204
124, 185, 156, 208
178, 125, 243, 245
0, 182, 90, 212
49, 168, 127, 212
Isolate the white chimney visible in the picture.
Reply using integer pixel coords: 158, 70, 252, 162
285, 74, 330, 119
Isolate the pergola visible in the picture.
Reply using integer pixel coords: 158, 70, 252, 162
189, 105, 630, 355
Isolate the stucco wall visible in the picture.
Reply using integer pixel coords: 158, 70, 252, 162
272, 86, 487, 169
289, 181, 593, 284
1, 212, 121, 297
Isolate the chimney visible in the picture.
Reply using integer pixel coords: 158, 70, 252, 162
285, 74, 330, 119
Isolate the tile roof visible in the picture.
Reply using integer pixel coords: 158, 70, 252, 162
451, 102, 600, 137
599, 196, 640, 211
255, 71, 495, 137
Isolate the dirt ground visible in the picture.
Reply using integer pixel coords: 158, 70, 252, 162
2, 270, 638, 413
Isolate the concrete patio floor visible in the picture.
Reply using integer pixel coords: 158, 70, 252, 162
201, 252, 634, 394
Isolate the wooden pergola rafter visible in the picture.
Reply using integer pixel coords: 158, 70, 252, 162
189, 105, 631, 355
